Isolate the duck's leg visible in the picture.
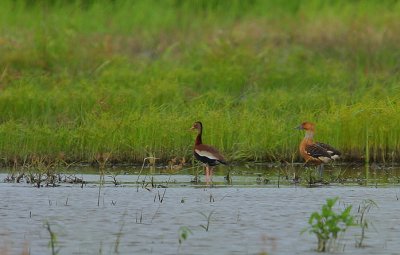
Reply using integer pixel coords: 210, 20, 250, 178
205, 165, 211, 185
209, 167, 214, 184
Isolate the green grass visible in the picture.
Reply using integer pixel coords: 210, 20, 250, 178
0, 0, 400, 165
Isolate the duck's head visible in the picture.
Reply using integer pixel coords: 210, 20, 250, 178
191, 121, 203, 133
295, 121, 315, 132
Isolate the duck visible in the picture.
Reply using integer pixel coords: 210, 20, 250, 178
296, 122, 341, 177
191, 121, 227, 184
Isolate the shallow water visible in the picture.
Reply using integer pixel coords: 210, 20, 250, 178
1, 167, 400, 254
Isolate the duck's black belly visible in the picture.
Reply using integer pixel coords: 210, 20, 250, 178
194, 152, 219, 166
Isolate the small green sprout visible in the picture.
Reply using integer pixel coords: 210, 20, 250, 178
303, 197, 355, 252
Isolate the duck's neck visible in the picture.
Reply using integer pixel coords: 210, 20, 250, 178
195, 130, 202, 145
303, 131, 314, 144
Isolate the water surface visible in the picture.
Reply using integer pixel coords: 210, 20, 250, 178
1, 166, 400, 254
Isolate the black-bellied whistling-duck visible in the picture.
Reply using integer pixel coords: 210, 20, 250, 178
296, 122, 341, 176
191, 121, 227, 184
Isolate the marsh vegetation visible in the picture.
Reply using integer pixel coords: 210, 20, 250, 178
0, 0, 400, 165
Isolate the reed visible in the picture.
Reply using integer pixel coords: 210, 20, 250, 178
0, 0, 400, 164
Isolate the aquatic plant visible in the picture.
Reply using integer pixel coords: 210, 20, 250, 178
21, 156, 62, 188
44, 221, 60, 255
303, 197, 355, 252
225, 170, 233, 185
96, 152, 110, 206
209, 193, 215, 203
108, 171, 120, 186
301, 167, 324, 187
136, 157, 158, 191
355, 199, 377, 248
136, 209, 143, 224
199, 211, 215, 232
154, 189, 167, 203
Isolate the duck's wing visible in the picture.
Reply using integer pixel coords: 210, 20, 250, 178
316, 142, 341, 159
194, 144, 227, 164
305, 144, 333, 163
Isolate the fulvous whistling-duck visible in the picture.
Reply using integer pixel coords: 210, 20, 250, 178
296, 122, 341, 176
191, 121, 227, 184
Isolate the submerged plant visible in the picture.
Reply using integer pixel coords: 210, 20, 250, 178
178, 226, 192, 245
178, 226, 192, 254
303, 197, 355, 252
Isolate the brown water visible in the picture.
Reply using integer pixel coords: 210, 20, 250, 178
1, 166, 400, 254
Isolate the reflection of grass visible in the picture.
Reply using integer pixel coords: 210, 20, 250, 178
1, 1, 400, 164
0, 243, 30, 255
114, 211, 127, 254
258, 234, 277, 255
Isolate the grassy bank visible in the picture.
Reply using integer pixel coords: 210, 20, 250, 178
0, 0, 400, 165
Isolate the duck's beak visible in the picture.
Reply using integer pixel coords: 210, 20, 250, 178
295, 125, 303, 130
